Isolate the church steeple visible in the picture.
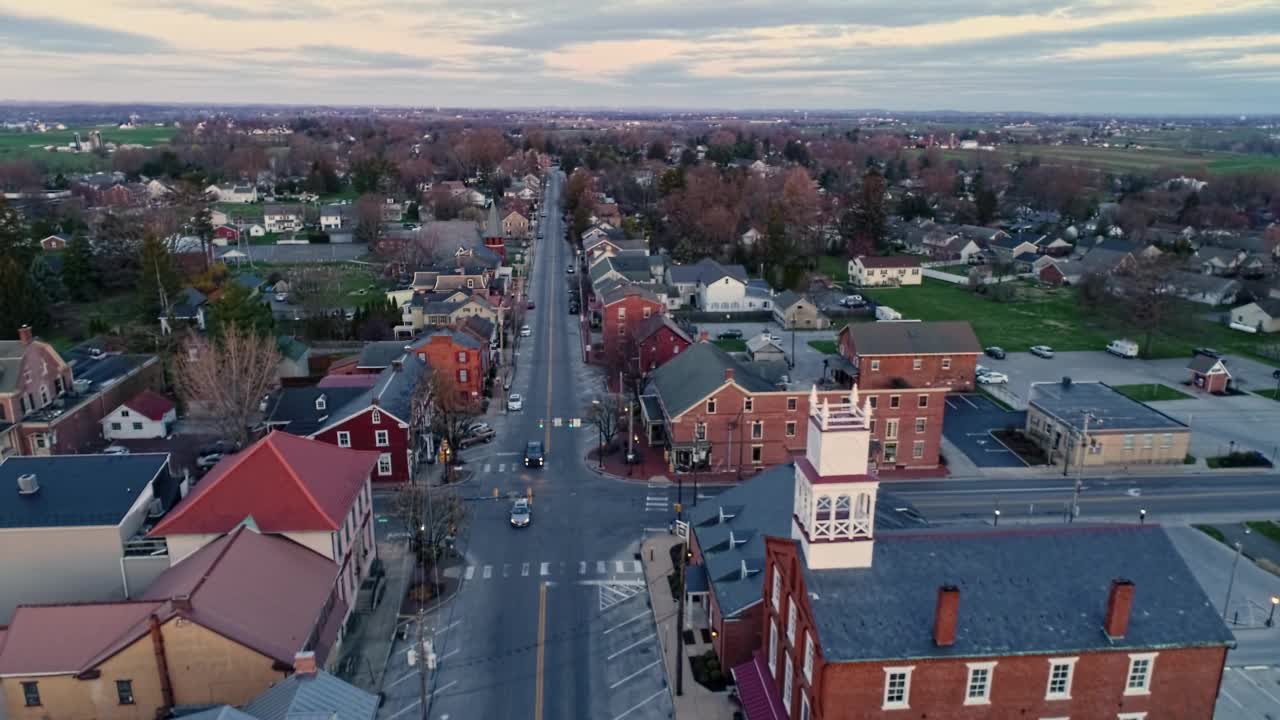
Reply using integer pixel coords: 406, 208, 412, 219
792, 384, 879, 569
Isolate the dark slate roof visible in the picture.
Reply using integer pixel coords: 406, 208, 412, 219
265, 386, 369, 435
1253, 298, 1280, 317
632, 313, 691, 344
1188, 354, 1229, 375
242, 669, 378, 720
600, 282, 659, 307
689, 463, 921, 619
648, 342, 776, 418
325, 353, 430, 428
277, 336, 309, 362
843, 320, 980, 356
358, 341, 411, 369
668, 257, 748, 286
802, 525, 1234, 663
459, 315, 496, 344
172, 287, 208, 318
0, 454, 170, 528
428, 329, 482, 350
1028, 381, 1187, 432
772, 290, 805, 311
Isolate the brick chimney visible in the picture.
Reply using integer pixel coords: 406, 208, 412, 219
724, 367, 734, 382
1105, 578, 1135, 639
293, 651, 318, 676
933, 585, 960, 647
17, 324, 32, 345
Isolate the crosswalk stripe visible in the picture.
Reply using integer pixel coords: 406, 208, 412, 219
502, 563, 511, 578
482, 565, 492, 579
615, 560, 626, 573
498, 463, 506, 472
521, 562, 530, 577
597, 561, 606, 574
579, 561, 587, 575
465, 566, 475, 580
631, 560, 642, 573
540, 562, 551, 576
483, 464, 491, 472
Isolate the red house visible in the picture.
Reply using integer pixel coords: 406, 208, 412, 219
414, 330, 488, 403
213, 225, 241, 244
836, 320, 980, 393
600, 283, 664, 344
632, 313, 692, 373
1188, 353, 1231, 393
724, 394, 1234, 720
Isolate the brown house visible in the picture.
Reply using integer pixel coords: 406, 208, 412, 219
836, 320, 980, 393
0, 525, 347, 720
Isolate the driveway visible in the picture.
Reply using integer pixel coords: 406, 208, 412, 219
980, 350, 1280, 461
942, 394, 1028, 468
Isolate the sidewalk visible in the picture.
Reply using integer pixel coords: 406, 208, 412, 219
641, 534, 738, 720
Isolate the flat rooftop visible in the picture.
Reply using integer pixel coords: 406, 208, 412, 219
0, 454, 170, 529
1028, 381, 1187, 433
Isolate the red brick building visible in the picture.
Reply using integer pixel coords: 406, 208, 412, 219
1188, 353, 1231, 393
600, 283, 665, 344
836, 320, 981, 393
413, 330, 488, 404
644, 341, 947, 472
632, 313, 692, 373
724, 393, 1234, 720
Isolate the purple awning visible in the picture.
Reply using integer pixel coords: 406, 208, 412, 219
730, 651, 788, 720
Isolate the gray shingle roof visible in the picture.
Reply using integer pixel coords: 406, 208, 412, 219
0, 454, 170, 528
668, 257, 748, 286
266, 387, 369, 435
647, 342, 775, 418
803, 525, 1234, 662
843, 320, 980, 356
358, 341, 412, 369
1188, 354, 1229, 375
242, 669, 378, 720
1028, 381, 1187, 432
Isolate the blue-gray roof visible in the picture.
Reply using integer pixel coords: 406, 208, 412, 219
648, 342, 775, 418
1028, 381, 1187, 433
242, 670, 377, 720
324, 353, 430, 429
266, 387, 370, 435
688, 463, 921, 619
358, 341, 411, 369
175, 707, 257, 720
802, 525, 1234, 662
0, 454, 170, 528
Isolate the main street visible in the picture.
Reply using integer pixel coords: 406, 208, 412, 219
377, 171, 675, 720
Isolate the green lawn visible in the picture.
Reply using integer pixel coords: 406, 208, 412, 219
1255, 389, 1280, 401
932, 144, 1280, 176
808, 340, 838, 355
1194, 524, 1227, 544
713, 338, 747, 352
1246, 521, 1280, 544
213, 203, 265, 222
864, 279, 1280, 364
1111, 384, 1194, 402
0, 126, 176, 171
318, 189, 360, 202
815, 255, 848, 282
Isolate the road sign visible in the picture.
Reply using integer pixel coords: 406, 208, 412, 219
553, 417, 563, 427
675, 520, 689, 540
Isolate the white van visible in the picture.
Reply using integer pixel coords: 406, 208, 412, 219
1106, 339, 1139, 358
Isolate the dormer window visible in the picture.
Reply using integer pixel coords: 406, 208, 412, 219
718, 506, 736, 524
739, 560, 760, 580
315, 395, 327, 411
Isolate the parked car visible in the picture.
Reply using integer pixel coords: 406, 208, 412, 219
1106, 339, 1139, 358
717, 329, 744, 340
527, 300, 536, 310
458, 422, 496, 448
524, 441, 545, 468
508, 393, 523, 412
510, 498, 532, 528
566, 264, 575, 274
1030, 345, 1055, 358
520, 324, 532, 337
1193, 347, 1224, 360
274, 293, 287, 302
984, 346, 1006, 360
569, 302, 580, 315
839, 295, 865, 308
195, 452, 223, 470
101, 445, 130, 455
977, 371, 1009, 385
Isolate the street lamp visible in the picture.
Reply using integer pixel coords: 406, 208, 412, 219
1269, 596, 1280, 627
592, 399, 603, 470
1139, 508, 1146, 525
992, 509, 1001, 527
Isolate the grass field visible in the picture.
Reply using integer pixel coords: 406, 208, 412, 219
864, 279, 1280, 364
935, 144, 1280, 176
713, 338, 747, 352
808, 340, 838, 354
815, 255, 848, 282
0, 126, 176, 172
1111, 383, 1193, 402
1255, 389, 1280, 402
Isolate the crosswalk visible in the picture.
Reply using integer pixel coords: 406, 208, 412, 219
462, 559, 644, 581
479, 462, 524, 473
646, 478, 670, 513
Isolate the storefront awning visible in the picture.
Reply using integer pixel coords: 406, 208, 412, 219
730, 652, 787, 720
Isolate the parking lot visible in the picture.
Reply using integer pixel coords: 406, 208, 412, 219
979, 349, 1280, 462
942, 394, 1028, 468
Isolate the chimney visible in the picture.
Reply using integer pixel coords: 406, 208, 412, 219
17, 325, 32, 345
171, 594, 193, 611
293, 651, 318, 676
933, 585, 960, 647
1105, 578, 1135, 639
724, 368, 734, 382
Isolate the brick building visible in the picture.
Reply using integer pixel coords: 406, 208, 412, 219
644, 342, 947, 473
631, 313, 692, 373
599, 283, 665, 343
836, 320, 980, 393
728, 390, 1233, 720
413, 330, 488, 404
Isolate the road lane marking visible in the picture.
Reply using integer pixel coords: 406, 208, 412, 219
386, 668, 420, 689
607, 633, 656, 660
541, 562, 551, 576
611, 689, 667, 720
522, 562, 530, 577
496, 451, 519, 456
482, 565, 492, 579
384, 700, 420, 720
464, 566, 475, 580
575, 579, 646, 586
609, 659, 662, 689
431, 680, 458, 697
434, 620, 461, 636
597, 560, 607, 573
535, 581, 548, 720
579, 561, 587, 574
604, 612, 652, 635
503, 563, 511, 577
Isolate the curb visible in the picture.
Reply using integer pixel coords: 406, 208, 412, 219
582, 453, 747, 487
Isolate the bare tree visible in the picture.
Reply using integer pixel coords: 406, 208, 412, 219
1116, 256, 1181, 357
586, 393, 625, 454
602, 329, 645, 399
430, 372, 480, 467
392, 481, 466, 564
175, 324, 280, 447
355, 193, 386, 245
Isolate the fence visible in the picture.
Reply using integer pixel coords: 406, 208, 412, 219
922, 268, 1034, 286
981, 383, 1026, 410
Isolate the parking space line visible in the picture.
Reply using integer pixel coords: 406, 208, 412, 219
604, 612, 651, 635
482, 565, 492, 579
541, 562, 551, 576
434, 620, 461, 636
386, 667, 420, 689
522, 562, 530, 577
945, 398, 958, 409
607, 633, 656, 660
465, 566, 475, 580
385, 700, 420, 720
609, 659, 662, 689
611, 689, 667, 720
1218, 686, 1244, 710
431, 679, 457, 697
439, 647, 459, 663
1238, 668, 1280, 706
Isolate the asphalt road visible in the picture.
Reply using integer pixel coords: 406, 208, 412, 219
376, 172, 676, 720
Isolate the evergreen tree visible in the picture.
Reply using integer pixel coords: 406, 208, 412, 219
0, 198, 37, 267
208, 281, 273, 337
28, 254, 66, 305
0, 256, 47, 338
137, 234, 181, 319
62, 234, 98, 301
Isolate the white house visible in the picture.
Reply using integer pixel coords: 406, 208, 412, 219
101, 390, 176, 440
665, 258, 754, 311
740, 227, 762, 248
264, 203, 305, 233
848, 255, 924, 287
205, 182, 258, 204
144, 179, 172, 200
320, 204, 351, 231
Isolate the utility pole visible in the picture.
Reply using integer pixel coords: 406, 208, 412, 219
675, 518, 686, 696
1223, 541, 1243, 623
627, 401, 634, 465
1070, 413, 1090, 523
415, 608, 431, 719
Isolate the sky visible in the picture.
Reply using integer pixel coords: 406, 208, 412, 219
1, 0, 1279, 114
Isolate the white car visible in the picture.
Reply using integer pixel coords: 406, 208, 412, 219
977, 371, 1009, 385
508, 393, 523, 411
520, 324, 532, 337
101, 445, 130, 455
1030, 345, 1055, 359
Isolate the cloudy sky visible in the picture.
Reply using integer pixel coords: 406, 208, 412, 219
2, 0, 1278, 113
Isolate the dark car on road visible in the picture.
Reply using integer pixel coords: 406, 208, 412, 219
716, 329, 744, 340
984, 346, 1006, 359
524, 441, 545, 468
569, 302, 580, 315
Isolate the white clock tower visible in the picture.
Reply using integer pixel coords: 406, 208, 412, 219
791, 385, 880, 570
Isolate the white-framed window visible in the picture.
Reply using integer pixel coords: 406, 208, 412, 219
912, 357, 922, 370
942, 357, 951, 370
915, 417, 926, 433
751, 445, 763, 464
885, 419, 898, 440
786, 598, 797, 643
1123, 434, 1134, 450
768, 621, 778, 674
706, 398, 716, 414
965, 661, 996, 705
456, 351, 467, 363
458, 369, 469, 383
695, 422, 707, 441
1142, 433, 1153, 449
110, 422, 122, 430
771, 569, 781, 610
890, 395, 901, 409
1160, 433, 1173, 448
315, 395, 326, 411
918, 394, 929, 408
782, 655, 794, 711
377, 453, 393, 476
371, 409, 381, 424
337, 431, 351, 448
913, 440, 925, 459
803, 633, 814, 682
1124, 653, 1156, 696
870, 359, 880, 372
787, 397, 797, 411
786, 421, 797, 437
1117, 714, 1148, 720
744, 397, 753, 413
882, 666, 914, 709
1045, 657, 1078, 700
132, 422, 143, 430
375, 430, 390, 447
752, 420, 763, 440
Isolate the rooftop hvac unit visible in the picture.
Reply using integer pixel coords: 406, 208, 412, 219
16, 473, 39, 495
72, 379, 92, 394
148, 498, 165, 517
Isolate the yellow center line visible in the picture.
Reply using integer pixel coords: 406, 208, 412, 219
544, 232, 555, 451
535, 580, 548, 720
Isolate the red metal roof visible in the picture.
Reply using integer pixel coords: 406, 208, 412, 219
0, 602, 162, 675
122, 389, 176, 421
731, 652, 788, 720
149, 432, 377, 536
